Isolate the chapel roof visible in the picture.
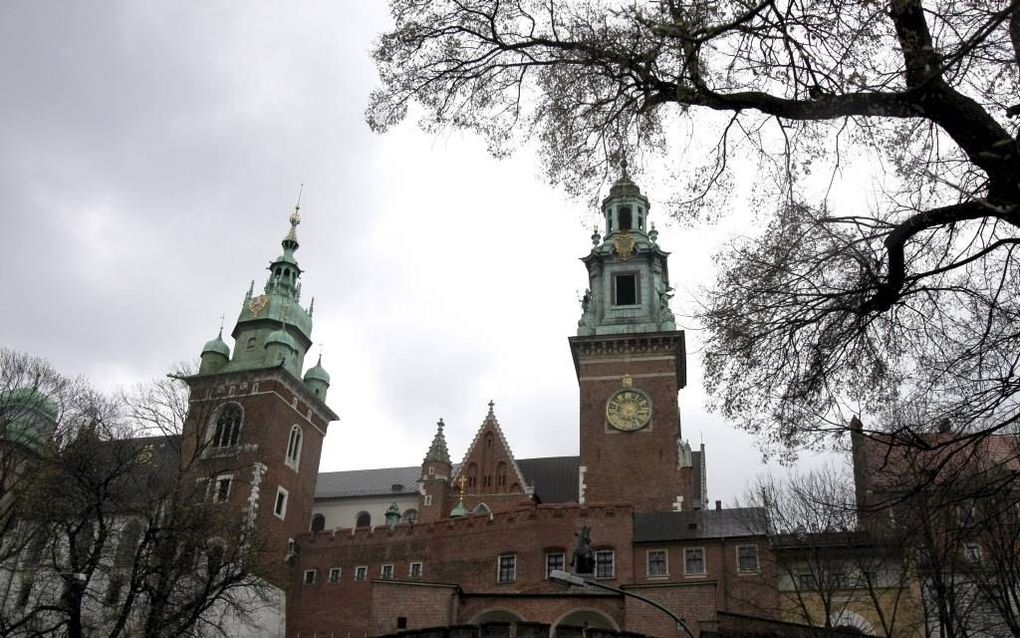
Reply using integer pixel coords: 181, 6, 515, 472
633, 507, 767, 542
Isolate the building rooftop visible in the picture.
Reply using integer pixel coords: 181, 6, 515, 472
633, 507, 767, 542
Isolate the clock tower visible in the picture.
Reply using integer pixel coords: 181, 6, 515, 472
569, 164, 702, 513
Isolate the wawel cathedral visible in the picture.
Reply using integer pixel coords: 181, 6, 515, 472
175, 168, 794, 637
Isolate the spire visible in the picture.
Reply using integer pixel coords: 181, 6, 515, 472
282, 183, 303, 252
424, 418, 451, 464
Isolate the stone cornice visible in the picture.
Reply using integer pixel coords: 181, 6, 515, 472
568, 331, 686, 388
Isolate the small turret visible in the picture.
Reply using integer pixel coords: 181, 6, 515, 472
418, 419, 452, 524
303, 354, 330, 401
199, 328, 231, 374
265, 327, 300, 374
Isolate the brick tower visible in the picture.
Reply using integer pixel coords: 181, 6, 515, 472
569, 163, 700, 513
181, 203, 338, 586
417, 418, 452, 523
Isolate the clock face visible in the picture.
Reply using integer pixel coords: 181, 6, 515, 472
606, 389, 652, 431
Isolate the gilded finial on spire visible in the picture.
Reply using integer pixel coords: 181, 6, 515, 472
283, 184, 303, 248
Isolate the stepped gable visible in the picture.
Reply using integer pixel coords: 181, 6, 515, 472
315, 466, 421, 498
451, 401, 530, 496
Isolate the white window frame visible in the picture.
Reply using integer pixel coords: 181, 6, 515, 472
274, 486, 289, 520
354, 565, 368, 581
285, 425, 302, 470
497, 553, 517, 584
409, 562, 423, 578
381, 564, 395, 580
646, 549, 668, 577
303, 569, 317, 585
964, 542, 983, 565
684, 547, 706, 576
545, 552, 566, 579
212, 474, 233, 503
328, 567, 341, 583
736, 544, 760, 574
424, 494, 433, 507
595, 549, 615, 579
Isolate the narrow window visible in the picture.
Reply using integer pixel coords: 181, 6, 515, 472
595, 550, 615, 579
737, 545, 760, 574
303, 569, 317, 585
214, 476, 232, 503
409, 562, 423, 578
381, 564, 395, 580
274, 487, 288, 520
614, 274, 637, 305
964, 543, 983, 565
355, 511, 371, 527
246, 337, 257, 351
497, 553, 517, 583
286, 425, 302, 470
619, 206, 632, 230
546, 552, 565, 578
647, 549, 668, 577
211, 404, 242, 448
428, 466, 435, 476
423, 494, 433, 507
355, 566, 368, 581
329, 567, 341, 583
684, 548, 705, 575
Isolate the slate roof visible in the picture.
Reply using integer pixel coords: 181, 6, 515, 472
315, 466, 422, 499
315, 456, 581, 502
633, 507, 767, 542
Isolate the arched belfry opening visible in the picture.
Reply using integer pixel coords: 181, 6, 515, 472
618, 206, 632, 231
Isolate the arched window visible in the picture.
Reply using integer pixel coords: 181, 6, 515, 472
211, 403, 242, 448
473, 503, 490, 515
619, 206, 632, 230
310, 513, 326, 533
246, 337, 257, 351
497, 462, 507, 489
286, 425, 302, 469
355, 512, 371, 528
485, 433, 493, 448
401, 509, 418, 524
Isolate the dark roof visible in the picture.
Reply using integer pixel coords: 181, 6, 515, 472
315, 456, 581, 502
517, 456, 579, 503
315, 466, 422, 499
634, 508, 767, 542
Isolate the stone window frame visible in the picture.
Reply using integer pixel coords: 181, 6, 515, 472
285, 425, 302, 471
328, 567, 341, 583
684, 547, 706, 576
206, 402, 244, 453
409, 562, 423, 578
302, 569, 317, 585
736, 544, 760, 574
545, 551, 566, 579
212, 474, 233, 503
595, 549, 615, 580
354, 565, 368, 581
497, 553, 517, 584
381, 564, 395, 580
423, 494, 433, 507
646, 548, 668, 578
611, 271, 641, 307
274, 486, 289, 520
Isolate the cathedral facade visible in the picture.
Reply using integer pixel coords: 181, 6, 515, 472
181, 171, 779, 637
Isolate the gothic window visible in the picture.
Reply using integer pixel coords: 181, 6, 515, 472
595, 550, 615, 579
684, 548, 705, 575
211, 403, 242, 449
613, 274, 638, 306
356, 511, 371, 528
496, 462, 507, 488
468, 463, 478, 488
619, 206, 632, 230
474, 503, 491, 515
497, 553, 517, 583
485, 433, 493, 448
286, 425, 302, 470
310, 513, 326, 532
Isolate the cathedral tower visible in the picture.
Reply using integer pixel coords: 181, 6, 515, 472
182, 204, 338, 586
569, 165, 700, 513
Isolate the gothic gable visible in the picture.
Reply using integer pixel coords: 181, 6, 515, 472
451, 402, 530, 497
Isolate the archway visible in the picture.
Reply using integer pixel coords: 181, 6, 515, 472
470, 609, 524, 624
829, 610, 876, 636
553, 609, 618, 634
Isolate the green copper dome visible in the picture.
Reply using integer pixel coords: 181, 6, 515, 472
266, 328, 298, 352
1, 388, 58, 454
304, 356, 330, 384
201, 331, 231, 358
450, 498, 468, 518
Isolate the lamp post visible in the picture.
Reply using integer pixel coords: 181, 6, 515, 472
548, 569, 695, 638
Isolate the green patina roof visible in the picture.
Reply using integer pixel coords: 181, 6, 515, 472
201, 329, 231, 358
1, 388, 58, 454
266, 328, 299, 351
424, 418, 451, 465
450, 498, 468, 518
303, 355, 330, 384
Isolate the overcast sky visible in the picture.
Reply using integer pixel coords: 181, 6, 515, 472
0, 1, 829, 503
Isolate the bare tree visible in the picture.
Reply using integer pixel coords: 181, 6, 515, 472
744, 467, 917, 636
369, 0, 1020, 455
0, 350, 273, 638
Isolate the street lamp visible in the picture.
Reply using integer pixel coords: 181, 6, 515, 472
548, 570, 695, 638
